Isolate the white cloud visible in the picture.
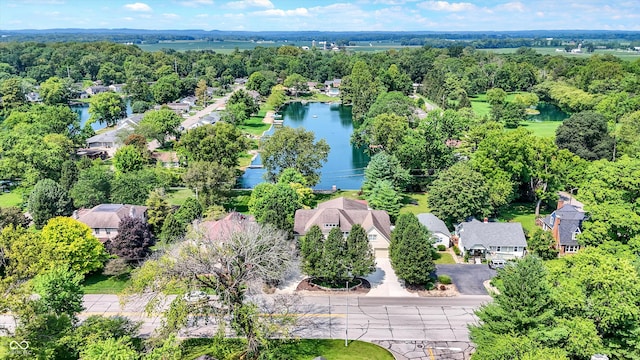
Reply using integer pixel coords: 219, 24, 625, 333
180, 0, 214, 7
124, 2, 152, 12
418, 1, 475, 12
163, 13, 180, 19
253, 8, 309, 17
123, 17, 134, 21
226, 0, 274, 9
496, 1, 525, 12
536, 11, 544, 17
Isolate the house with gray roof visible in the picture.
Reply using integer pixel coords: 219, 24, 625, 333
294, 197, 391, 257
86, 130, 119, 150
540, 196, 587, 255
417, 213, 451, 248
74, 204, 148, 242
456, 219, 527, 260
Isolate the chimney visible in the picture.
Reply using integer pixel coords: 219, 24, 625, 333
129, 206, 136, 218
552, 214, 561, 246
557, 199, 564, 210
483, 217, 488, 223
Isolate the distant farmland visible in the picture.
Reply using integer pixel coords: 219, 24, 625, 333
137, 40, 640, 59
136, 39, 417, 53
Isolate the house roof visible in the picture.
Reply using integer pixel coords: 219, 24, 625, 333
86, 130, 118, 144
294, 197, 391, 241
152, 151, 178, 163
417, 213, 451, 237
197, 212, 256, 241
458, 219, 527, 249
542, 204, 586, 246
76, 204, 147, 229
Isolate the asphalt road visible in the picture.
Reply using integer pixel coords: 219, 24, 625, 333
436, 265, 497, 295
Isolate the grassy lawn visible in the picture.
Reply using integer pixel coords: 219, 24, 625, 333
238, 152, 254, 168
181, 338, 393, 360
238, 109, 271, 136
399, 192, 429, 215
165, 188, 195, 206
434, 252, 456, 264
470, 92, 521, 118
497, 202, 544, 235
82, 273, 130, 294
514, 120, 562, 138
224, 190, 252, 213
297, 92, 338, 102
0, 190, 24, 207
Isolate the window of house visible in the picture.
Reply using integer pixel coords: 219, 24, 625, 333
368, 234, 377, 241
489, 246, 496, 251
502, 246, 513, 252
106, 229, 111, 235
95, 228, 100, 234
565, 245, 580, 253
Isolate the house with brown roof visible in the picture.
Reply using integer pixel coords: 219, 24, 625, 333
74, 204, 147, 242
293, 197, 391, 257
194, 212, 256, 241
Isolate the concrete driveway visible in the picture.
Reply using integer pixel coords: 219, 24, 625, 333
436, 264, 497, 295
366, 257, 418, 297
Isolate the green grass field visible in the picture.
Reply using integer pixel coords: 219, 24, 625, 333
238, 109, 271, 136
82, 273, 130, 294
497, 202, 544, 235
165, 188, 195, 206
181, 338, 394, 360
513, 121, 562, 138
434, 252, 456, 264
0, 190, 24, 207
399, 193, 430, 215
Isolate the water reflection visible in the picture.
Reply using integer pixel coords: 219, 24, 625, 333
239, 102, 370, 190
529, 102, 569, 122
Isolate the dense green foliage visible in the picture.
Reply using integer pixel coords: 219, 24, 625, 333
27, 178, 73, 228
389, 213, 436, 286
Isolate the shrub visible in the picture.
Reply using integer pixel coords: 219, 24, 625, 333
463, 253, 470, 263
453, 245, 461, 255
438, 274, 452, 285
437, 244, 446, 251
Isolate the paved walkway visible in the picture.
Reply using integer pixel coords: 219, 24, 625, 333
366, 258, 418, 297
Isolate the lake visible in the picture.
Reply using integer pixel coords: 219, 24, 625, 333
238, 102, 370, 190
72, 99, 133, 131
528, 102, 569, 122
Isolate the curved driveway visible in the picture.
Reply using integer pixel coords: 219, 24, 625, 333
436, 265, 497, 295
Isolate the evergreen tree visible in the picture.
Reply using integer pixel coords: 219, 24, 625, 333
318, 228, 348, 286
159, 212, 185, 244
59, 160, 78, 192
345, 224, 376, 278
362, 152, 411, 194
299, 225, 324, 278
145, 190, 170, 234
389, 213, 436, 286
367, 180, 402, 222
174, 197, 203, 225
28, 179, 73, 229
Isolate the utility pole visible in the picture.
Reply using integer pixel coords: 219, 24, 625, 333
345, 280, 349, 347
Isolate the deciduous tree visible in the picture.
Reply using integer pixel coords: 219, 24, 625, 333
138, 108, 182, 147
176, 122, 248, 167
106, 216, 154, 263
555, 111, 613, 160
113, 145, 148, 173
88, 92, 127, 127
261, 126, 329, 186
182, 161, 236, 207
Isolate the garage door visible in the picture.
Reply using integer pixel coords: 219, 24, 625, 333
375, 249, 389, 258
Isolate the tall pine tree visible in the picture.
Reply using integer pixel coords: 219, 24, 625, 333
345, 224, 376, 278
389, 213, 436, 286
318, 228, 348, 286
299, 225, 324, 278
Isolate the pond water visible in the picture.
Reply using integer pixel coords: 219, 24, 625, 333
238, 102, 370, 190
528, 102, 569, 122
72, 99, 133, 131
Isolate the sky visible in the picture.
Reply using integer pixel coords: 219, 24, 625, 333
1, 0, 639, 32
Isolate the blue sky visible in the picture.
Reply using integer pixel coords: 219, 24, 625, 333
1, 0, 639, 31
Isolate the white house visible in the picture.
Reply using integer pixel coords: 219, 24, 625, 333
293, 197, 391, 257
417, 213, 451, 248
456, 219, 527, 261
